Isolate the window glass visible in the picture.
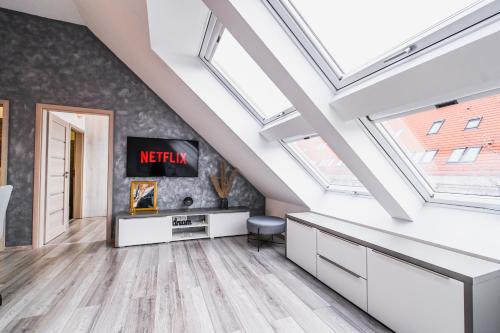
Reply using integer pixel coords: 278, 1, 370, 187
211, 29, 293, 120
411, 151, 425, 163
448, 148, 466, 163
288, 0, 479, 74
462, 147, 481, 162
287, 136, 368, 193
421, 150, 438, 163
427, 120, 444, 134
379, 93, 500, 197
465, 117, 481, 129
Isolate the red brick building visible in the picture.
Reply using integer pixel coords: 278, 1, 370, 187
384, 93, 500, 196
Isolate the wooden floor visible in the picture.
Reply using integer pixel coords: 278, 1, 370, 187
0, 218, 391, 333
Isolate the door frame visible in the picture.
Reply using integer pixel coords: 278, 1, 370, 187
33, 104, 114, 248
0, 100, 9, 186
69, 126, 84, 220
0, 100, 9, 251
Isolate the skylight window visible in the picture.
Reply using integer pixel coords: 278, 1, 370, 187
375, 92, 500, 199
200, 15, 294, 123
267, 0, 498, 87
427, 120, 444, 135
283, 135, 369, 194
289, 0, 478, 73
465, 117, 482, 129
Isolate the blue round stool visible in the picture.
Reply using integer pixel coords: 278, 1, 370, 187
247, 216, 286, 251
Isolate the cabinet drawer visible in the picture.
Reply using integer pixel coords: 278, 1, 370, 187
209, 212, 249, 238
317, 230, 367, 279
116, 217, 171, 247
286, 219, 317, 276
317, 255, 367, 311
367, 249, 464, 333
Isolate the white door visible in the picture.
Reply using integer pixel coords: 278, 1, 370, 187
44, 113, 70, 243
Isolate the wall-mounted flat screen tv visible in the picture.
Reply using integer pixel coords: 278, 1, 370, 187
127, 137, 199, 177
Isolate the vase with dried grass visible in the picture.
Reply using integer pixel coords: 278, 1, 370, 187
210, 160, 237, 209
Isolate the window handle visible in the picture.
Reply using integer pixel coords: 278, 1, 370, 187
384, 45, 415, 63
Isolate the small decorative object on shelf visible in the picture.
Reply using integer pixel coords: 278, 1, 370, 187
172, 215, 192, 226
210, 160, 237, 209
183, 196, 193, 207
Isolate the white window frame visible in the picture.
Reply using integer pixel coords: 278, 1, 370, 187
199, 14, 296, 125
427, 120, 444, 135
265, 0, 500, 89
281, 134, 370, 196
465, 116, 482, 129
360, 87, 500, 213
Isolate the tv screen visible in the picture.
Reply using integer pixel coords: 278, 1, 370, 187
127, 137, 199, 177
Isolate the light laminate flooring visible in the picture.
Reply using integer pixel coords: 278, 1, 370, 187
0, 218, 391, 333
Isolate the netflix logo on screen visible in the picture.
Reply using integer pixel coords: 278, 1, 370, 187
127, 137, 199, 177
140, 151, 187, 164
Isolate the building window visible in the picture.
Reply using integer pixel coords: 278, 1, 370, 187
465, 117, 482, 129
419, 150, 438, 163
283, 135, 369, 194
373, 91, 500, 200
427, 120, 444, 135
448, 147, 482, 163
447, 148, 466, 163
411, 150, 437, 163
200, 14, 295, 124
266, 0, 498, 87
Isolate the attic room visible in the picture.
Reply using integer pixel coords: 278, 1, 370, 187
0, 0, 500, 332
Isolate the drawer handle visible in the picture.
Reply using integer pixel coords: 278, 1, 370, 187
320, 230, 361, 247
372, 250, 450, 280
318, 255, 362, 279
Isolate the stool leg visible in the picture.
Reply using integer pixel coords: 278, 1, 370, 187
258, 228, 260, 252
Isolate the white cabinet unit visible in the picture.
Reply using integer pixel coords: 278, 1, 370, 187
367, 249, 465, 333
286, 212, 500, 333
286, 218, 317, 276
317, 255, 367, 311
116, 216, 172, 247
317, 230, 367, 278
209, 211, 249, 238
115, 208, 250, 247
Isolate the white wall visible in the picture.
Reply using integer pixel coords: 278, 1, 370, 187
266, 197, 307, 218
83, 115, 108, 217
54, 112, 86, 131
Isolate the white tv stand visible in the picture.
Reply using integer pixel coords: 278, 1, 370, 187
114, 207, 250, 247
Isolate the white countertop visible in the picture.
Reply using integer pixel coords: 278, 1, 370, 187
288, 212, 500, 284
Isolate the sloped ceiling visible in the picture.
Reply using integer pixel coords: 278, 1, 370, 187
0, 0, 84, 24
72, 0, 310, 207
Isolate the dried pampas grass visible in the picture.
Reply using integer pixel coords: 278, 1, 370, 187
210, 160, 237, 198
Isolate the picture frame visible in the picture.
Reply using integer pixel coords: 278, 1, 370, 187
129, 181, 158, 214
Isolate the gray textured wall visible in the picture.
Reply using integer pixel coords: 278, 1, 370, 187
0, 9, 265, 246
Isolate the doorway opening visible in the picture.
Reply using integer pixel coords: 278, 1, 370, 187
69, 128, 84, 221
33, 104, 114, 248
